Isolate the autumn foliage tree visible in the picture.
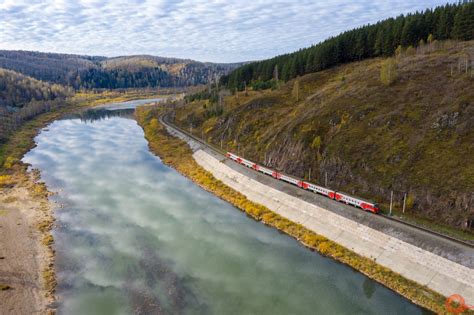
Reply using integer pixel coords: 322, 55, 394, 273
380, 58, 398, 86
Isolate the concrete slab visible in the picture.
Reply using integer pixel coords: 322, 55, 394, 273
191, 149, 474, 305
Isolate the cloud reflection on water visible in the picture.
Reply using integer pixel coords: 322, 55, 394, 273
23, 112, 423, 315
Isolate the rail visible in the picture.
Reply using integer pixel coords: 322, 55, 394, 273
159, 112, 474, 249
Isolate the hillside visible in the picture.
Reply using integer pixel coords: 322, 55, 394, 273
0, 51, 242, 89
0, 68, 71, 108
0, 69, 72, 144
222, 2, 474, 90
174, 40, 474, 229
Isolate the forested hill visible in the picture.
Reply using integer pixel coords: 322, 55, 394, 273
0, 69, 73, 145
222, 1, 474, 90
176, 40, 474, 229
0, 51, 242, 89
0, 68, 71, 108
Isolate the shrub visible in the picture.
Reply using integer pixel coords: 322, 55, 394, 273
3, 156, 19, 169
380, 58, 398, 85
0, 175, 14, 187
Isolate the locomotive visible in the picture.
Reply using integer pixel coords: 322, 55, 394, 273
226, 152, 380, 214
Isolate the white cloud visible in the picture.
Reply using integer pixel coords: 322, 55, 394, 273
0, 0, 453, 62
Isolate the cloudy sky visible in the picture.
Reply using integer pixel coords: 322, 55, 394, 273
0, 0, 452, 63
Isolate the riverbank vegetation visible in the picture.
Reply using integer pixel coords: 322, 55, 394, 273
0, 89, 173, 311
136, 105, 451, 313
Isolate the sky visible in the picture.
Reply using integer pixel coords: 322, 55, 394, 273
0, 0, 453, 63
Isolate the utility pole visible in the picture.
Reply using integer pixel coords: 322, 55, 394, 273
389, 191, 393, 216
325, 172, 328, 187
220, 139, 223, 150
264, 152, 267, 165
402, 193, 407, 214
308, 168, 311, 181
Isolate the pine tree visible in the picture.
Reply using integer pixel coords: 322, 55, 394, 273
374, 29, 384, 56
222, 2, 472, 90
452, 2, 474, 40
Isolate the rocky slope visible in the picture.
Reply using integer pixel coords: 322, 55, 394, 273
174, 40, 474, 229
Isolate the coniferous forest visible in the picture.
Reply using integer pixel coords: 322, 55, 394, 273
222, 2, 474, 90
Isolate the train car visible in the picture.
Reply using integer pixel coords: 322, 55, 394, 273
334, 192, 380, 213
306, 183, 335, 198
279, 174, 300, 186
258, 166, 273, 176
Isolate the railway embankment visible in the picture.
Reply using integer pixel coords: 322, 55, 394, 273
160, 113, 474, 309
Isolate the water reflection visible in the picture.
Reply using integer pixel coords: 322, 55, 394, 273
23, 109, 423, 315
363, 278, 376, 299
75, 108, 135, 122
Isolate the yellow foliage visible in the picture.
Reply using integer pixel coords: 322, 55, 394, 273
406, 194, 415, 210
311, 136, 321, 151
380, 58, 398, 86
149, 118, 159, 130
318, 241, 331, 254
0, 175, 14, 186
3, 156, 18, 169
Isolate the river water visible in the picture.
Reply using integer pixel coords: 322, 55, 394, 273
23, 100, 424, 314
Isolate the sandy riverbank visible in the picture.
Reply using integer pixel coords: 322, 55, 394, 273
0, 93, 171, 314
0, 169, 55, 314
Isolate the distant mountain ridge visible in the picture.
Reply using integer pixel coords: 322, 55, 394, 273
0, 50, 243, 89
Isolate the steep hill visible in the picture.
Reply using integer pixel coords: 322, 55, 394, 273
0, 51, 242, 89
174, 40, 474, 229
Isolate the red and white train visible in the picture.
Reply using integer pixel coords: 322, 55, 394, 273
226, 152, 380, 214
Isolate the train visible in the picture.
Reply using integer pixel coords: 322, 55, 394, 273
225, 152, 380, 214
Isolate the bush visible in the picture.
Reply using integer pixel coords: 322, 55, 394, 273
3, 156, 19, 169
0, 175, 14, 187
251, 79, 278, 91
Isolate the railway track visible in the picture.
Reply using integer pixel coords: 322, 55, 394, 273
159, 112, 474, 250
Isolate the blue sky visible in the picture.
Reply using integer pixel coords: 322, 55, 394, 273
0, 0, 452, 63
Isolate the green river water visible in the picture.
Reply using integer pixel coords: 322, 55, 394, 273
23, 100, 424, 314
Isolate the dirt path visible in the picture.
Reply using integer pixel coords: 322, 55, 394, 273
0, 171, 54, 314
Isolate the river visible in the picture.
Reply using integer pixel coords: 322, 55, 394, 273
23, 100, 424, 314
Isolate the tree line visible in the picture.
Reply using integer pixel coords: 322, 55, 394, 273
0, 69, 71, 108
0, 51, 241, 90
222, 1, 474, 90
0, 69, 72, 144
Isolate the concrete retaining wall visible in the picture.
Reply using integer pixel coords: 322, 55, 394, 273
192, 149, 474, 304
